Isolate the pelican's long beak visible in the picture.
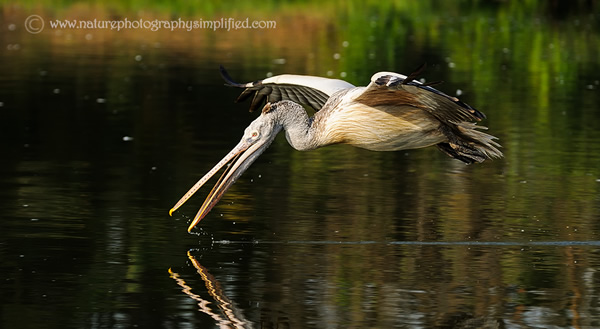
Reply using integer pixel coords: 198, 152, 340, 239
169, 129, 275, 232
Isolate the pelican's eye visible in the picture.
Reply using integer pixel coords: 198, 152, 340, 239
250, 131, 259, 139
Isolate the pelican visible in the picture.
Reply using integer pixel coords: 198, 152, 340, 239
170, 64, 502, 232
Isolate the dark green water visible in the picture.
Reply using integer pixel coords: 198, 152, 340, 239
1, 1, 600, 328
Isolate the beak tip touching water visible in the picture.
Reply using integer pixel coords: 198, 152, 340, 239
187, 217, 202, 233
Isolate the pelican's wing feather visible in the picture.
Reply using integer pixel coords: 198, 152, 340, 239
356, 65, 501, 163
220, 66, 354, 112
363, 65, 486, 123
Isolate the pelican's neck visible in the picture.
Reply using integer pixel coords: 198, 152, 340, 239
274, 105, 320, 151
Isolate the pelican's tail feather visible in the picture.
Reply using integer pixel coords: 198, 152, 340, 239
437, 122, 503, 164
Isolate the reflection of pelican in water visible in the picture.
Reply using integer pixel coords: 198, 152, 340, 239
170, 64, 502, 232
168, 251, 252, 329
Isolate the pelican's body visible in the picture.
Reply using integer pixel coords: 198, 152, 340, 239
171, 65, 503, 231
287, 88, 446, 152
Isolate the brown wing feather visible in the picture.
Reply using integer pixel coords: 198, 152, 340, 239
355, 69, 502, 164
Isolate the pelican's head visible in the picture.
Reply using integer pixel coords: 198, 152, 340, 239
169, 103, 283, 232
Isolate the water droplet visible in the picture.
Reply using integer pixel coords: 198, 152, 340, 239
333, 53, 341, 60
456, 89, 463, 96
85, 33, 93, 41
272, 58, 286, 65
122, 136, 133, 142
53, 88, 60, 94
342, 41, 349, 47
340, 72, 347, 78
8, 23, 16, 31
96, 98, 106, 103
135, 54, 142, 61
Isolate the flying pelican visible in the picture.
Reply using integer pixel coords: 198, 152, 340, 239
170, 64, 502, 232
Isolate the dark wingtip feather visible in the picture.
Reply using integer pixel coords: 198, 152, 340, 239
248, 87, 272, 112
219, 65, 247, 88
402, 62, 427, 85
235, 89, 255, 103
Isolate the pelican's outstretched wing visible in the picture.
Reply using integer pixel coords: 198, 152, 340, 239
357, 64, 501, 163
220, 66, 354, 112
363, 64, 485, 123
